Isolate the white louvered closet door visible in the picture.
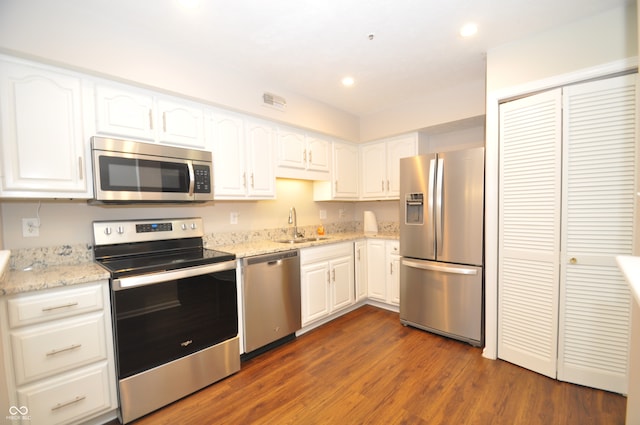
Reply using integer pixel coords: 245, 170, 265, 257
557, 74, 636, 394
498, 89, 563, 378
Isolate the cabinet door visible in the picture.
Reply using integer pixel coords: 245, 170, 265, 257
333, 142, 359, 198
330, 255, 354, 312
95, 83, 155, 141
557, 74, 635, 394
386, 242, 400, 305
0, 60, 90, 198
498, 89, 562, 379
157, 98, 206, 149
245, 120, 275, 198
276, 130, 306, 170
360, 142, 387, 199
301, 262, 330, 326
306, 136, 331, 172
366, 239, 387, 302
211, 113, 246, 198
386, 136, 417, 197
354, 241, 368, 301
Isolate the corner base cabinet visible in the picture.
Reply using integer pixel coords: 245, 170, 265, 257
0, 282, 118, 424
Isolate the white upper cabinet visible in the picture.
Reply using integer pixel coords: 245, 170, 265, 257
360, 133, 418, 199
313, 141, 359, 200
94, 84, 155, 141
0, 57, 92, 198
94, 82, 207, 150
276, 127, 331, 180
210, 111, 275, 199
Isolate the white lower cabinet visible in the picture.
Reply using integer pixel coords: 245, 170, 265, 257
354, 240, 368, 302
300, 242, 355, 327
1, 282, 117, 425
367, 239, 400, 306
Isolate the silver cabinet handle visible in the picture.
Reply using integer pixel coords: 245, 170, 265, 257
46, 343, 81, 356
42, 301, 79, 312
148, 109, 153, 129
162, 111, 167, 132
303, 149, 307, 162
51, 395, 86, 411
331, 269, 335, 282
381, 180, 385, 191
78, 157, 83, 180
242, 172, 247, 188
251, 173, 254, 188
309, 150, 313, 164
402, 258, 477, 275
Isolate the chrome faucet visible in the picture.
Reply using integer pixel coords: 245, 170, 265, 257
288, 207, 304, 239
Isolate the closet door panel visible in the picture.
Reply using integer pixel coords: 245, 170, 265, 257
558, 74, 636, 393
498, 89, 562, 378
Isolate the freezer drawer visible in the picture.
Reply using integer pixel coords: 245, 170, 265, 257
400, 258, 483, 346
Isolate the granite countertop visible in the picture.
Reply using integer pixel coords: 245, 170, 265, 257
616, 255, 640, 307
214, 232, 398, 258
0, 262, 110, 297
0, 232, 398, 297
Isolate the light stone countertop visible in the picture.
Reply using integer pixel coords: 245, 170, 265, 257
0, 250, 9, 283
616, 255, 640, 307
0, 262, 110, 296
213, 232, 398, 258
0, 232, 398, 297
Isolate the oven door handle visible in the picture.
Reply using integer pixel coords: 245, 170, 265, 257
112, 260, 237, 290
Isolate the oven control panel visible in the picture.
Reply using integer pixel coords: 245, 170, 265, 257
93, 217, 204, 246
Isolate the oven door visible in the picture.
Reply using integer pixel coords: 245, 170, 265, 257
111, 260, 237, 379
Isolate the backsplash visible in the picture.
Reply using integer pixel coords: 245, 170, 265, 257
8, 221, 399, 270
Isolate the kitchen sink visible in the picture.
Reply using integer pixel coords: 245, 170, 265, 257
276, 237, 330, 244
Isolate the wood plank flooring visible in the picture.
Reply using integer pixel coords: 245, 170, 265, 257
125, 305, 626, 424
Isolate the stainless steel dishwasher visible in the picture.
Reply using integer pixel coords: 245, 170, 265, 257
242, 249, 301, 355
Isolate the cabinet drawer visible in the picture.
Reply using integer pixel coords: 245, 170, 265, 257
301, 242, 353, 265
17, 362, 114, 425
7, 284, 104, 328
11, 312, 107, 385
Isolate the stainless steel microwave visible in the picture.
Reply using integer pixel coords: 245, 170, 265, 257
91, 136, 213, 203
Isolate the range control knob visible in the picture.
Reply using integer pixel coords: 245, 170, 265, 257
181, 223, 188, 231
190, 223, 197, 230
117, 226, 125, 235
104, 227, 112, 236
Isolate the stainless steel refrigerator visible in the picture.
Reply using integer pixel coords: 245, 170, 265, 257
399, 147, 484, 346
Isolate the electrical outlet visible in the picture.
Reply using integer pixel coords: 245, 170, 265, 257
319, 209, 327, 220
230, 212, 239, 224
22, 218, 40, 237
338, 208, 346, 218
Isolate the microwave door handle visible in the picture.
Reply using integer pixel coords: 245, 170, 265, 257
187, 161, 195, 197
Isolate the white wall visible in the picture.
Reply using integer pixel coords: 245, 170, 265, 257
487, 5, 637, 93
0, 180, 357, 249
483, 3, 638, 360
359, 78, 486, 142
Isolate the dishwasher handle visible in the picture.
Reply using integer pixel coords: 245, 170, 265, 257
243, 250, 299, 266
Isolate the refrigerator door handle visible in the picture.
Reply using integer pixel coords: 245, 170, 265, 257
435, 157, 444, 251
426, 159, 436, 240
402, 258, 478, 275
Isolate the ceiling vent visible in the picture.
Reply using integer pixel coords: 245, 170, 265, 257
263, 92, 286, 111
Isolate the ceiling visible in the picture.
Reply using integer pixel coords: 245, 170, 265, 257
0, 0, 635, 117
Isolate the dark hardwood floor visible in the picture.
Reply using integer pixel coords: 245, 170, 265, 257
123, 305, 625, 424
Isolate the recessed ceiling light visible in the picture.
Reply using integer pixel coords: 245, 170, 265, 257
460, 22, 478, 37
342, 76, 355, 87
177, 0, 200, 9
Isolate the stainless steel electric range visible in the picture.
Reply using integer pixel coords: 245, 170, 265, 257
93, 217, 239, 424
